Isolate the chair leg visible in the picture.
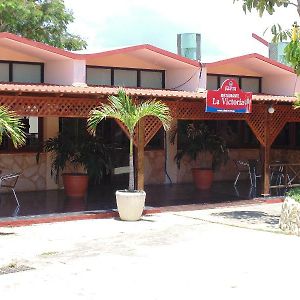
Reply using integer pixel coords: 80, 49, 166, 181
234, 172, 240, 186
249, 171, 253, 186
287, 174, 292, 186
270, 172, 274, 183
11, 188, 19, 206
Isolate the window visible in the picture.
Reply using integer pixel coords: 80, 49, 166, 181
12, 63, 42, 83
241, 77, 260, 93
114, 69, 137, 87
206, 75, 218, 90
86, 66, 165, 89
220, 76, 239, 86
140, 71, 163, 89
0, 117, 43, 152
0, 63, 9, 82
207, 74, 261, 93
86, 67, 111, 85
0, 61, 44, 83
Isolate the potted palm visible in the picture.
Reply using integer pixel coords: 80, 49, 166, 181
87, 88, 171, 221
171, 121, 229, 190
39, 131, 111, 198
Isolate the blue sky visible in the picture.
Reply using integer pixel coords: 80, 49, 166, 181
64, 0, 297, 62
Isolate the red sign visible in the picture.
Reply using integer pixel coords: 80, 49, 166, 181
206, 79, 252, 113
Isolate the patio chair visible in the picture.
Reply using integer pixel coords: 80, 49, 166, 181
248, 159, 262, 188
270, 161, 291, 187
233, 160, 251, 186
0, 172, 21, 206
233, 159, 261, 187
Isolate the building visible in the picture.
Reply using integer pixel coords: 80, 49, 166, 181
0, 32, 299, 199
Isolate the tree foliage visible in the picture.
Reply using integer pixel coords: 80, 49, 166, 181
0, 106, 26, 148
234, 0, 293, 16
87, 89, 172, 192
234, 0, 300, 42
284, 23, 300, 74
0, 0, 87, 50
234, 0, 300, 76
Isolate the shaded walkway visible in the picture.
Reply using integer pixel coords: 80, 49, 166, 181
0, 180, 284, 219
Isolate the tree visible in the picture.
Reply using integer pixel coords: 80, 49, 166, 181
235, 1, 300, 104
234, 0, 300, 42
0, 106, 26, 148
0, 0, 87, 50
87, 89, 172, 192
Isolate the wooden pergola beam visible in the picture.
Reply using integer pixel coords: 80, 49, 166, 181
1, 93, 300, 195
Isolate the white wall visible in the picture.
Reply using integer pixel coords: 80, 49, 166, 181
199, 67, 207, 90
263, 74, 298, 96
166, 67, 200, 91
44, 59, 86, 85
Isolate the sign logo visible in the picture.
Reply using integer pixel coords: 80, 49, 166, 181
206, 79, 252, 113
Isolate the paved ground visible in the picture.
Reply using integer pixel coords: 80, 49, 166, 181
0, 202, 299, 299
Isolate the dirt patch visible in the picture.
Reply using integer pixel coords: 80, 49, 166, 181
0, 263, 34, 275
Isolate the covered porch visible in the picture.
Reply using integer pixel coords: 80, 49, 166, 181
0, 180, 275, 219
0, 84, 298, 219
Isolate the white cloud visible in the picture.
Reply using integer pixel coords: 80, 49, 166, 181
65, 0, 299, 61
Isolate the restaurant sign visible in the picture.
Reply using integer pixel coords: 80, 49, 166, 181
206, 79, 252, 113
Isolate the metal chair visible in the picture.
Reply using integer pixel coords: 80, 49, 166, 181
270, 161, 290, 187
233, 159, 261, 187
248, 159, 262, 188
233, 160, 252, 186
0, 172, 21, 206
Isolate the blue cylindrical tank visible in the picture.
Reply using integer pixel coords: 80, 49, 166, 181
177, 33, 201, 61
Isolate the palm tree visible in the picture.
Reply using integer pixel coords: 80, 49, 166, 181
87, 88, 171, 192
0, 106, 26, 148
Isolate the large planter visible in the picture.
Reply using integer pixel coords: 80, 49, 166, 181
192, 168, 213, 190
116, 190, 146, 221
279, 196, 300, 236
62, 173, 89, 198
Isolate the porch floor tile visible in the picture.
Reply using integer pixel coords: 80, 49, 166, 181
0, 180, 284, 221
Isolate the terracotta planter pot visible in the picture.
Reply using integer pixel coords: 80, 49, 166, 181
192, 168, 214, 190
62, 173, 89, 198
116, 190, 146, 221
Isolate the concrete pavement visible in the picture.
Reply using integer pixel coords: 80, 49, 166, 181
0, 202, 298, 300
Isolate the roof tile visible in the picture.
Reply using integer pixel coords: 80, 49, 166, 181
0, 83, 296, 103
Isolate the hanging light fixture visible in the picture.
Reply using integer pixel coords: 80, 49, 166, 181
268, 105, 275, 114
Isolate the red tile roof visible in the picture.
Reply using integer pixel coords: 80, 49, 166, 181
0, 83, 296, 103
205, 53, 295, 74
0, 83, 202, 99
0, 32, 199, 67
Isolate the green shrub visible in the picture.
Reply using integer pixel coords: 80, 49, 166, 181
286, 188, 300, 203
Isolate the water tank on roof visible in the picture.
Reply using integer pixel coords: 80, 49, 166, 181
269, 42, 289, 65
177, 33, 201, 61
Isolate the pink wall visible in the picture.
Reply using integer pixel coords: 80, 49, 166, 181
86, 54, 163, 70
263, 74, 298, 96
207, 63, 261, 77
166, 67, 200, 91
0, 45, 42, 62
44, 60, 86, 85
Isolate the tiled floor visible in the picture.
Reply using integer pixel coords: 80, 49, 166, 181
0, 180, 284, 219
